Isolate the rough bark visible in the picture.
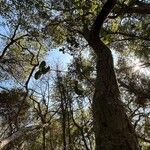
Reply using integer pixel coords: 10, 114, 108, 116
90, 40, 140, 150
84, 0, 140, 149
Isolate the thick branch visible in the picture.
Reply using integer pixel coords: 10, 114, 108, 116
106, 31, 150, 41
113, 1, 150, 16
126, 6, 150, 14
91, 0, 117, 35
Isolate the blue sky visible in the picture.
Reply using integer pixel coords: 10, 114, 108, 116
46, 48, 72, 70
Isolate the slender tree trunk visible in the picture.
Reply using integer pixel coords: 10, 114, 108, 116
56, 72, 67, 150
83, 1, 141, 149
62, 106, 67, 150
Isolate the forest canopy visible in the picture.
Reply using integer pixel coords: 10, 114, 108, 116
0, 0, 150, 150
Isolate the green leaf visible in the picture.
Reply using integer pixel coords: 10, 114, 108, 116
42, 66, 50, 74
34, 71, 42, 80
79, 9, 83, 16
74, 86, 83, 95
111, 21, 119, 32
39, 61, 46, 71
59, 47, 65, 54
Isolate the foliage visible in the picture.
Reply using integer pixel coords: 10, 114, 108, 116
34, 61, 50, 80
0, 0, 150, 149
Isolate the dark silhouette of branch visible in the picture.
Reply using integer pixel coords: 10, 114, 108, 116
0, 22, 28, 61
118, 79, 150, 99
113, 0, 150, 16
138, 135, 150, 143
91, 0, 117, 35
0, 34, 28, 61
125, 6, 150, 14
106, 31, 150, 41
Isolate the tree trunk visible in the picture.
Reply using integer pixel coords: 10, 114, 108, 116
82, 1, 141, 149
89, 37, 140, 149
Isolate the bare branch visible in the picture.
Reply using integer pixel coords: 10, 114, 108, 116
0, 34, 28, 61
0, 124, 49, 150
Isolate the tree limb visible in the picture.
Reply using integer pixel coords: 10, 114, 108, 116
0, 124, 49, 150
114, 0, 150, 15
0, 34, 28, 61
91, 0, 117, 35
126, 6, 150, 14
